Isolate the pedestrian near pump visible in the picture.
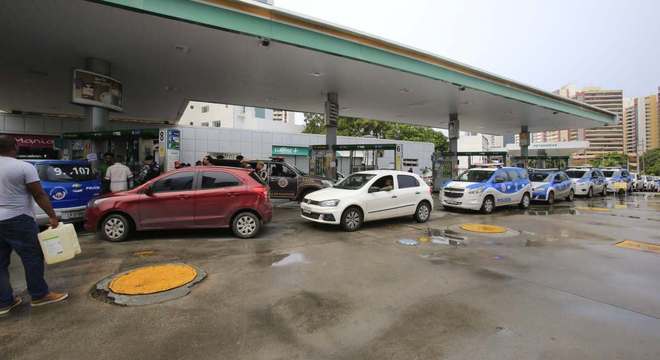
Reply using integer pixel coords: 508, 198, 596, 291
255, 161, 267, 181
99, 152, 114, 194
0, 135, 68, 315
105, 154, 133, 192
135, 155, 161, 185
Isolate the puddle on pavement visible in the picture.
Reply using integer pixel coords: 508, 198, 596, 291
398, 238, 419, 246
271, 253, 308, 267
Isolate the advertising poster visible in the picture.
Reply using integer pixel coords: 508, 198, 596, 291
72, 69, 123, 111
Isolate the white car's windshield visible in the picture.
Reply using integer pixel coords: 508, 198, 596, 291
565, 170, 587, 179
334, 173, 376, 190
455, 170, 493, 183
602, 170, 618, 177
529, 172, 551, 182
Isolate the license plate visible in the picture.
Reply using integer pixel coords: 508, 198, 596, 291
60, 210, 84, 220
302, 209, 312, 215
445, 200, 459, 205
613, 182, 627, 189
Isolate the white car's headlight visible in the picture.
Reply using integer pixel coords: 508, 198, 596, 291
319, 199, 340, 207
466, 187, 484, 195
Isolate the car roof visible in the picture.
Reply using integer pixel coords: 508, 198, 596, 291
177, 166, 253, 173
25, 159, 90, 165
354, 169, 420, 176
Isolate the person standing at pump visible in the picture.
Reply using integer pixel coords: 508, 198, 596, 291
99, 152, 114, 194
135, 155, 161, 186
0, 135, 68, 316
105, 154, 133, 192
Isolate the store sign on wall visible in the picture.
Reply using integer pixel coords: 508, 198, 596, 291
12, 135, 55, 148
272, 146, 310, 156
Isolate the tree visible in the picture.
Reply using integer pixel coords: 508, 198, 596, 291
590, 152, 627, 168
303, 113, 448, 152
640, 148, 660, 175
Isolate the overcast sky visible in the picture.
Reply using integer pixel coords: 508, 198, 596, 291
276, 0, 659, 98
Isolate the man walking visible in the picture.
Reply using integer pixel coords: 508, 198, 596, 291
0, 135, 68, 316
105, 154, 133, 192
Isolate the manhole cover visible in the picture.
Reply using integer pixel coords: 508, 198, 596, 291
109, 263, 197, 295
460, 224, 507, 234
94, 263, 206, 306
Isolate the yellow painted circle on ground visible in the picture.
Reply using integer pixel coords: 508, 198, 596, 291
109, 264, 198, 295
460, 223, 507, 234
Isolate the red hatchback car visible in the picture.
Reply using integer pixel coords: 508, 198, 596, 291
85, 166, 272, 241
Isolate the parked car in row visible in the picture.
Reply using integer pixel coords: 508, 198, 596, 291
85, 166, 272, 241
300, 170, 433, 231
564, 167, 607, 197
639, 175, 657, 192
214, 158, 333, 201
602, 168, 633, 194
529, 169, 575, 204
27, 160, 101, 226
441, 166, 531, 214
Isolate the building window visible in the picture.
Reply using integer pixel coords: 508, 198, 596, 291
201, 105, 210, 113
201, 122, 209, 127
212, 121, 221, 128
254, 107, 266, 119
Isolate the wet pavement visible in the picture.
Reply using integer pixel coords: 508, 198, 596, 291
2, 193, 660, 359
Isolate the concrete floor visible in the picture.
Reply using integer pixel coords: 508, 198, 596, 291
2, 193, 660, 359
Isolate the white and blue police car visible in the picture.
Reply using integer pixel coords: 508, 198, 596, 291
441, 166, 531, 214
529, 169, 575, 204
602, 168, 633, 194
564, 167, 607, 197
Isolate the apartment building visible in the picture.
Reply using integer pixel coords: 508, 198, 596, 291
576, 88, 624, 161
645, 93, 659, 151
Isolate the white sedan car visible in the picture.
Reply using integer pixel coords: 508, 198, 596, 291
300, 170, 433, 231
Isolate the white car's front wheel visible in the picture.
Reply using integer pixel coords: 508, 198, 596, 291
341, 206, 363, 232
414, 201, 431, 223
481, 196, 495, 214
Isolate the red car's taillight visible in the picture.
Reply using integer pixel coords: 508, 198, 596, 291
258, 186, 269, 200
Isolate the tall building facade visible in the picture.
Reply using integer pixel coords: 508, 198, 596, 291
644, 93, 659, 151
550, 85, 623, 164
623, 98, 639, 155
576, 88, 624, 162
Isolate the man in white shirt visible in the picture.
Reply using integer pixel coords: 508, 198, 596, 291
105, 154, 133, 192
0, 135, 68, 315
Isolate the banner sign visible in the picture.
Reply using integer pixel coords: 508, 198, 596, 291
11, 134, 56, 148
272, 146, 309, 156
72, 69, 123, 111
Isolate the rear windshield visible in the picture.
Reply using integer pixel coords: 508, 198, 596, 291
455, 170, 493, 183
529, 172, 551, 182
565, 170, 587, 179
37, 164, 96, 182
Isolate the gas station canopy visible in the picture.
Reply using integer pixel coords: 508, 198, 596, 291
1, 0, 616, 134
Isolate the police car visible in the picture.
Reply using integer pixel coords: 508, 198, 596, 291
529, 169, 575, 204
441, 166, 531, 214
602, 167, 632, 194
564, 167, 607, 197
26, 160, 101, 225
